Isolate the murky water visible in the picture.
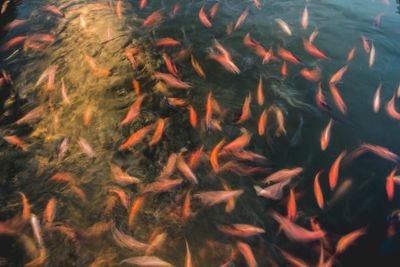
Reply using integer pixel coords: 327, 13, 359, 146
1, 0, 400, 266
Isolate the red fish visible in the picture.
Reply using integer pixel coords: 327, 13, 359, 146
303, 39, 330, 60
253, 0, 261, 9
270, 105, 287, 137
116, 0, 122, 18
209, 3, 219, 19
40, 5, 64, 17
109, 188, 130, 211
171, 3, 180, 18
3, 135, 28, 151
205, 91, 213, 130
162, 53, 179, 77
149, 118, 167, 146
386, 168, 396, 201
329, 83, 347, 114
139, 0, 147, 9
287, 189, 297, 221
155, 38, 181, 47
1, 36, 27, 51
189, 146, 204, 169
157, 153, 177, 180
120, 94, 146, 126
236, 93, 252, 124
78, 137, 96, 158
19, 192, 31, 221
182, 190, 191, 223
44, 197, 57, 227
210, 139, 225, 172
128, 196, 145, 227
281, 61, 288, 78
118, 124, 154, 150
329, 151, 346, 190
257, 76, 264, 106
4, 19, 27, 31
224, 130, 251, 152
234, 7, 249, 30
199, 5, 212, 27
278, 47, 301, 64
187, 105, 197, 128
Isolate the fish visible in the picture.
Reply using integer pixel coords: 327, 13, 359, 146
167, 97, 188, 107
189, 146, 205, 170
336, 228, 366, 254
118, 124, 154, 151
309, 30, 319, 43
46, 65, 57, 91
361, 35, 370, 53
191, 55, 206, 79
185, 241, 193, 267
314, 170, 324, 209
116, 0, 122, 18
187, 105, 197, 128
110, 162, 141, 186
271, 212, 325, 242
386, 168, 396, 201
386, 93, 400, 120
4, 19, 28, 31
277, 47, 301, 64
253, 0, 261, 9
15, 106, 44, 125
373, 83, 382, 113
112, 225, 149, 251
348, 143, 400, 163
329, 83, 347, 114
171, 3, 180, 18
162, 53, 179, 77
43, 198, 57, 227
120, 256, 172, 267
287, 189, 297, 221
347, 46, 356, 62
40, 5, 64, 17
153, 72, 191, 89
109, 188, 130, 211
182, 190, 191, 223
194, 190, 243, 206
78, 137, 96, 158
329, 151, 346, 190
236, 241, 258, 267
128, 196, 145, 228
155, 38, 181, 47
303, 39, 330, 60
369, 43, 376, 67
257, 76, 264, 106
300, 67, 321, 82
321, 119, 333, 151
218, 224, 265, 237
61, 78, 70, 104
275, 18, 292, 36
158, 153, 177, 180
270, 105, 287, 137
177, 154, 198, 184
261, 167, 303, 184
143, 10, 164, 28
301, 6, 308, 29
281, 61, 288, 78
57, 138, 68, 163
149, 118, 167, 146
30, 214, 43, 247
19, 192, 31, 221
142, 178, 183, 194
234, 7, 249, 30
139, 0, 147, 9
209, 3, 219, 19
223, 130, 251, 151
254, 180, 290, 200
329, 65, 348, 84
120, 94, 147, 126
210, 139, 225, 172
3, 135, 28, 151
133, 80, 141, 95
205, 91, 213, 130
1, 36, 28, 51
199, 5, 212, 28
50, 172, 77, 183
258, 109, 268, 136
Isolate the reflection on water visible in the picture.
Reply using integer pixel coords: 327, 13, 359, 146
0, 0, 400, 266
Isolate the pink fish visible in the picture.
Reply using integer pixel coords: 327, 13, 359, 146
218, 224, 265, 237
199, 5, 212, 27
234, 7, 249, 30
78, 137, 96, 158
261, 167, 303, 183
254, 179, 291, 200
153, 72, 191, 89
194, 190, 243, 206
142, 178, 183, 194
176, 155, 198, 184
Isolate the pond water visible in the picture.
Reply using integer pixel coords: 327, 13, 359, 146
1, 0, 400, 266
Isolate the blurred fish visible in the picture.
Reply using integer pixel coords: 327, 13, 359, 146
275, 18, 292, 36
120, 256, 172, 267
194, 190, 243, 206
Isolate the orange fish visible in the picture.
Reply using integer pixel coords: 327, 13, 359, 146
347, 46, 356, 62
386, 93, 400, 120
19, 192, 30, 221
209, 3, 219, 19
110, 162, 141, 186
281, 61, 288, 78
329, 65, 348, 84
187, 105, 197, 128
191, 55, 206, 79
329, 151, 346, 190
109, 188, 130, 211
149, 118, 167, 146
118, 124, 154, 150
287, 189, 297, 221
303, 39, 330, 60
157, 153, 177, 180
167, 98, 188, 107
84, 106, 92, 127
336, 228, 366, 254
189, 146, 205, 170
177, 155, 198, 184
185, 240, 193, 267
301, 6, 308, 29
262, 167, 303, 184
236, 241, 257, 267
182, 190, 191, 223
279, 248, 308, 267
128, 196, 145, 227
44, 197, 57, 227
132, 80, 141, 95
155, 38, 181, 47
373, 83, 382, 113
211, 139, 225, 172
84, 55, 110, 77
329, 83, 347, 114
116, 0, 122, 18
257, 76, 264, 106
125, 47, 138, 70
258, 109, 268, 136
40, 5, 64, 17
314, 171, 324, 209
4, 135, 28, 151
270, 105, 286, 137
386, 168, 396, 201
162, 53, 179, 77
278, 47, 302, 64
199, 5, 212, 27
236, 93, 252, 124
1, 36, 27, 51
143, 10, 164, 28
224, 130, 251, 151
153, 72, 191, 89
300, 67, 321, 82
222, 182, 235, 213
205, 91, 213, 130
321, 119, 333, 151
142, 178, 183, 194
361, 35, 370, 53
234, 7, 249, 30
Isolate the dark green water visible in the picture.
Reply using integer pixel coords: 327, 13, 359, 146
1, 0, 400, 266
